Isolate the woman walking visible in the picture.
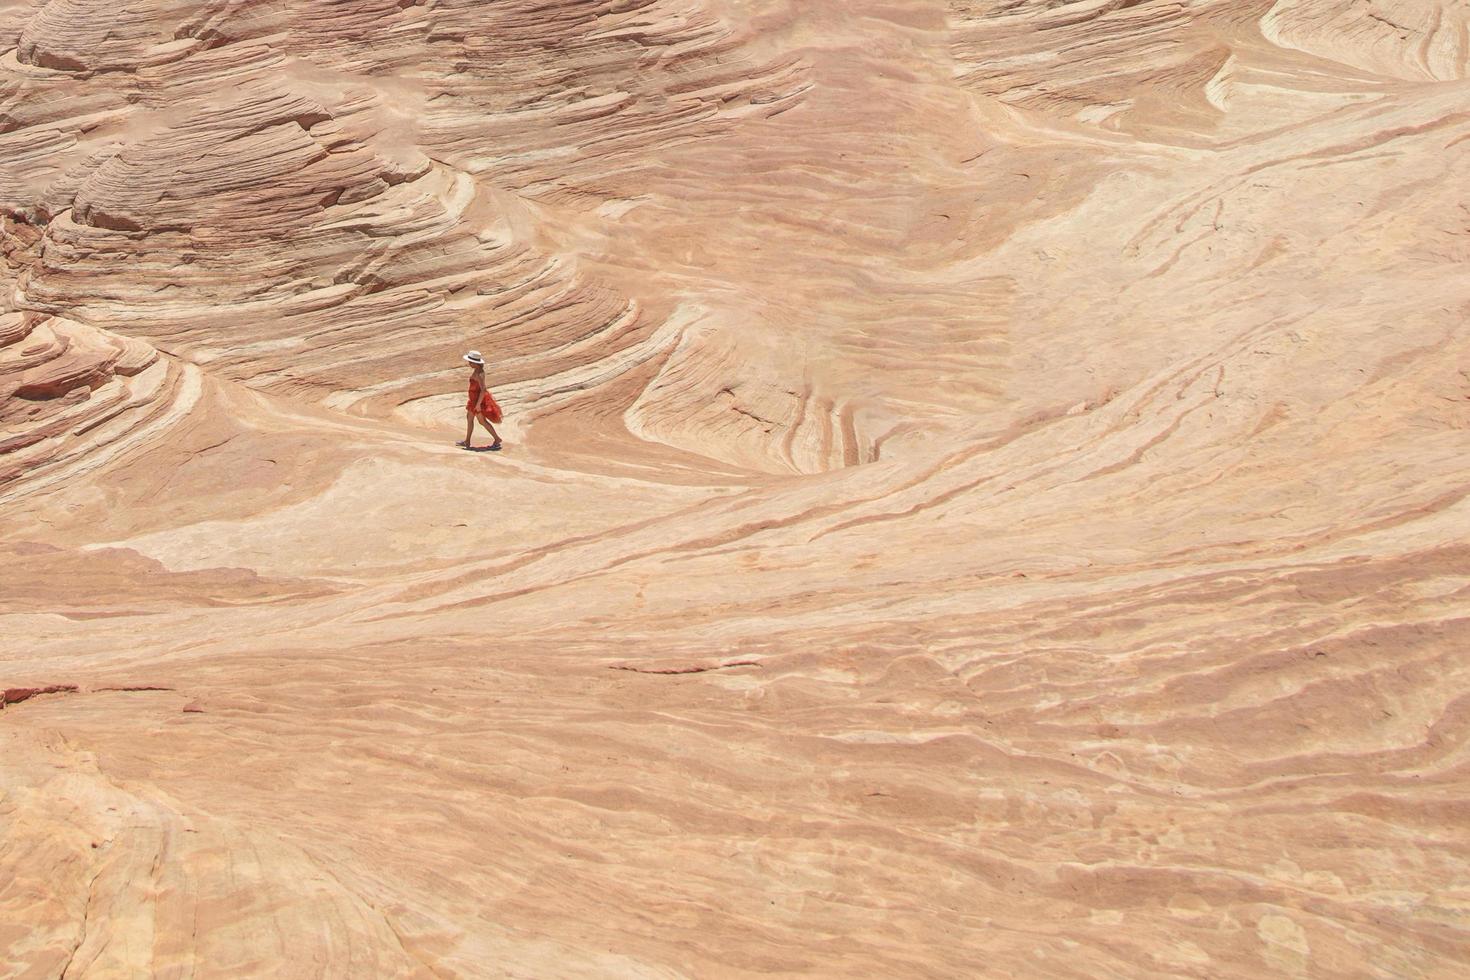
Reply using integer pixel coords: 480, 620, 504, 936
458, 350, 502, 451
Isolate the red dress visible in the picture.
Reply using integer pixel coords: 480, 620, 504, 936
467, 375, 502, 423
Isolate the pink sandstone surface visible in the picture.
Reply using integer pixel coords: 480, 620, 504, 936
2, 0, 1469, 976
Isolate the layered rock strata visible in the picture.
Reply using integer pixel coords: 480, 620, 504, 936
3, 1, 1469, 976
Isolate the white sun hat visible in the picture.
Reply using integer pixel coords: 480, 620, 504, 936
463, 350, 485, 365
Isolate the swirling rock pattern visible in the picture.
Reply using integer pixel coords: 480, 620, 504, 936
3, 0, 1469, 976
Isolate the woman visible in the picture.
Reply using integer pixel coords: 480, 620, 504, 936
458, 350, 502, 451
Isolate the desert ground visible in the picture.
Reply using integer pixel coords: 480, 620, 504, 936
3, 0, 1469, 976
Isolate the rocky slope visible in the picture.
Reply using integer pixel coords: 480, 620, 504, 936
3, 0, 1468, 976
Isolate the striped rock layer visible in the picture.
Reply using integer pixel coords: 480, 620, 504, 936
3, 1, 1469, 977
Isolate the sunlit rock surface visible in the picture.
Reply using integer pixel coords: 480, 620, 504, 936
3, 0, 1469, 975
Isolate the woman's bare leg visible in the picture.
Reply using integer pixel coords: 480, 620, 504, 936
459, 411, 475, 448
477, 413, 501, 447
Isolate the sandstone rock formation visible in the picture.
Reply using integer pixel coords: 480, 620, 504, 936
3, 0, 1468, 976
